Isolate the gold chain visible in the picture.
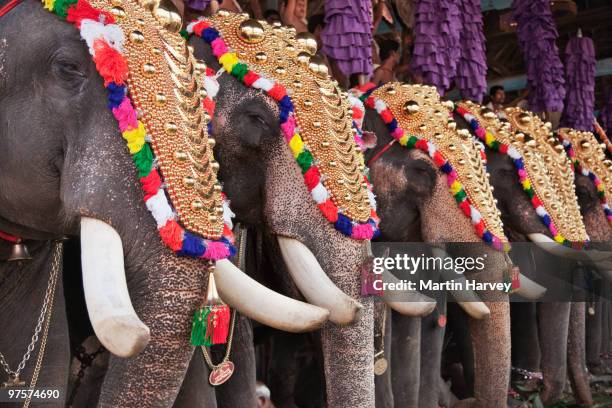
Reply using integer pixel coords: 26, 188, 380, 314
374, 305, 387, 359
199, 225, 246, 370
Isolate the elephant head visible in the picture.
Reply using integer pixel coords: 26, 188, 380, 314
188, 14, 382, 407
355, 82, 513, 407
0, 1, 329, 405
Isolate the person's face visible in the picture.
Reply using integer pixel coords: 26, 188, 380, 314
295, 0, 307, 18
493, 89, 505, 104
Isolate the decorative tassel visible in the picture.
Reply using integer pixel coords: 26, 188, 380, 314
503, 264, 521, 293
190, 268, 231, 346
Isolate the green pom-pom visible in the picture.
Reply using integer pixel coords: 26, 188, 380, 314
133, 144, 154, 178
297, 151, 314, 173
454, 190, 467, 202
231, 63, 249, 82
525, 187, 535, 199
406, 136, 418, 149
53, 0, 78, 18
190, 308, 212, 346
180, 29, 189, 40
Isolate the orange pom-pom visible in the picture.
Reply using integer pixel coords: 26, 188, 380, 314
92, 39, 128, 86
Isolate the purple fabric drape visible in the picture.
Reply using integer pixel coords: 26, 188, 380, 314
559, 35, 596, 131
321, 0, 373, 76
456, 0, 487, 102
512, 0, 566, 113
410, 0, 461, 94
601, 87, 612, 137
185, 0, 210, 11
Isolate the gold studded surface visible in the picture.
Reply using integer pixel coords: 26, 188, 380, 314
502, 107, 588, 242
372, 83, 507, 242
208, 13, 371, 223
91, 0, 225, 239
558, 128, 612, 202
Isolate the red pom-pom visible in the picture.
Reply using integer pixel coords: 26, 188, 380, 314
459, 200, 471, 217
531, 196, 543, 208
474, 220, 485, 237
193, 21, 210, 36
268, 84, 287, 101
93, 39, 128, 86
318, 200, 339, 223
364, 97, 376, 109
415, 139, 429, 152
304, 167, 321, 190
499, 144, 509, 154
380, 109, 393, 123
67, 0, 114, 28
352, 106, 364, 120
243, 71, 260, 87
140, 170, 162, 201
159, 219, 184, 252
432, 151, 445, 167
202, 98, 215, 116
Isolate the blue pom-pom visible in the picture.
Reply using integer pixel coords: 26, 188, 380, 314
482, 231, 493, 243
513, 158, 524, 169
470, 119, 479, 130
279, 95, 294, 112
441, 162, 453, 174
334, 214, 353, 236
202, 28, 219, 43
541, 214, 552, 227
178, 233, 206, 257
106, 83, 126, 109
388, 119, 398, 132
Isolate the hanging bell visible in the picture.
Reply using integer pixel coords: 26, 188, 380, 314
8, 241, 32, 262
190, 266, 231, 346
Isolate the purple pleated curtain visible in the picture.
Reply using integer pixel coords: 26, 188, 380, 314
185, 0, 210, 11
410, 0, 461, 94
512, 0, 566, 113
456, 0, 487, 102
321, 0, 373, 76
559, 35, 596, 131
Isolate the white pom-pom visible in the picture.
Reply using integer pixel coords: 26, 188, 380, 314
367, 190, 377, 211
253, 77, 274, 92
203, 76, 220, 99
374, 100, 387, 113
222, 199, 235, 230
535, 206, 547, 217
80, 20, 125, 54
310, 183, 329, 204
470, 207, 482, 224
145, 189, 175, 228
507, 146, 521, 160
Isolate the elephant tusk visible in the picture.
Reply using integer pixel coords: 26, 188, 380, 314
513, 273, 547, 300
80, 217, 151, 358
214, 259, 330, 332
527, 233, 612, 262
381, 269, 436, 317
596, 261, 612, 281
277, 236, 363, 325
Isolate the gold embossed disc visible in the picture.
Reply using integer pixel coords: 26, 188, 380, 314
371, 83, 507, 242
557, 128, 612, 207
206, 13, 371, 223
90, 0, 225, 239
504, 107, 588, 242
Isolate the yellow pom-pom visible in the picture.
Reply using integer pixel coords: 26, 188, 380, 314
398, 135, 409, 146
553, 235, 565, 243
521, 179, 531, 190
43, 0, 55, 10
219, 53, 239, 73
289, 134, 304, 157
122, 122, 146, 154
450, 181, 462, 195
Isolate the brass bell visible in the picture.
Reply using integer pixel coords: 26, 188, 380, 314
238, 19, 265, 44
8, 241, 32, 262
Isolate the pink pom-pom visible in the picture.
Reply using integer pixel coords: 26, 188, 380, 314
391, 128, 403, 139
112, 98, 138, 131
351, 223, 374, 240
549, 223, 558, 236
203, 241, 230, 260
447, 169, 458, 185
475, 127, 486, 138
517, 169, 528, 180
211, 38, 228, 57
281, 116, 296, 141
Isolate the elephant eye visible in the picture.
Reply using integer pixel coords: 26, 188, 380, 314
249, 113, 268, 127
52, 56, 86, 85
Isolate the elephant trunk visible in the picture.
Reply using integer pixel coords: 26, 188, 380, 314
567, 302, 593, 406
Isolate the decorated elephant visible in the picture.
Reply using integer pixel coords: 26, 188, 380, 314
0, 1, 336, 406
352, 82, 514, 408
454, 102, 612, 405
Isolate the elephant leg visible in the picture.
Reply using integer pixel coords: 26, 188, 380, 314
267, 332, 305, 408
391, 313, 421, 408
510, 302, 540, 372
454, 301, 510, 408
538, 302, 571, 405
375, 304, 393, 408
567, 302, 593, 406
67, 336, 108, 408
586, 297, 602, 372
173, 350, 218, 408
214, 314, 257, 408
419, 302, 446, 408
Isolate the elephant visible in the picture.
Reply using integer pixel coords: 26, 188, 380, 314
357, 82, 513, 408
1, 2, 334, 407
453, 102, 612, 406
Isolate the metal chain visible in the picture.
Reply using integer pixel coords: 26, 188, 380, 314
0, 241, 62, 382
199, 225, 246, 370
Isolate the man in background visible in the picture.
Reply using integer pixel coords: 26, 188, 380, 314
256, 381, 276, 408
371, 39, 400, 85
486, 85, 507, 119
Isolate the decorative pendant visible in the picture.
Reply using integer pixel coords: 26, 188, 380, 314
191, 268, 231, 346
374, 357, 388, 376
2, 374, 25, 388
209, 361, 235, 386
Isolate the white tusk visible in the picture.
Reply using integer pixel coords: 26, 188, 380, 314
596, 261, 612, 281
528, 233, 612, 262
277, 236, 362, 325
80, 217, 150, 358
514, 273, 547, 300
432, 248, 490, 319
214, 259, 330, 332
381, 269, 436, 317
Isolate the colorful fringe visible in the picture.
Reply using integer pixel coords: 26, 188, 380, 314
351, 84, 509, 252
43, 0, 235, 260
187, 19, 380, 240
559, 137, 612, 225
190, 305, 231, 346
455, 105, 580, 248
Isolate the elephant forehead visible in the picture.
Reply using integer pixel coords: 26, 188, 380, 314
505, 108, 588, 242
370, 83, 507, 245
207, 12, 371, 223
557, 128, 612, 211
89, 0, 225, 239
